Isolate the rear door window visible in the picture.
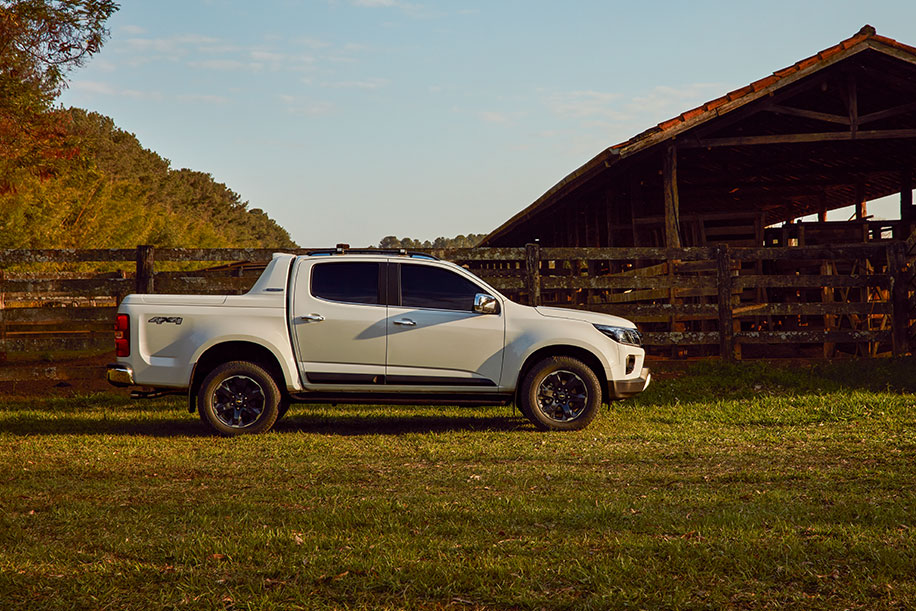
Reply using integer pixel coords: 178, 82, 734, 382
311, 262, 381, 305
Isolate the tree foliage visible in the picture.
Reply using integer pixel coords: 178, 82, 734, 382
378, 234, 487, 250
0, 0, 117, 96
0, 109, 296, 249
0, 1, 118, 190
0, 2, 296, 250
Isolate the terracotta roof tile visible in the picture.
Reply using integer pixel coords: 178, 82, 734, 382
638, 25, 905, 139
751, 75, 779, 91
631, 25, 916, 142
874, 34, 916, 55
819, 45, 843, 60
681, 107, 705, 121
796, 56, 820, 70
704, 97, 728, 111
726, 85, 753, 101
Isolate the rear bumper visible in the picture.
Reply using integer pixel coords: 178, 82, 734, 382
106, 364, 135, 387
609, 367, 651, 400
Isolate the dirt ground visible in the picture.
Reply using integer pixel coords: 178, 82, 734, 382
0, 354, 123, 398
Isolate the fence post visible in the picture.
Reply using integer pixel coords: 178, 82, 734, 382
0, 269, 6, 363
716, 245, 736, 360
888, 241, 909, 357
136, 245, 155, 294
525, 243, 541, 306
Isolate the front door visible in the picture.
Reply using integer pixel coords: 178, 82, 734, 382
386, 263, 505, 389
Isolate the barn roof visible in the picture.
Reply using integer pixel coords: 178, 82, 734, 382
482, 25, 916, 246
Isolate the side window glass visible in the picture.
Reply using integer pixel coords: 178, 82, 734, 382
401, 264, 480, 311
311, 262, 380, 305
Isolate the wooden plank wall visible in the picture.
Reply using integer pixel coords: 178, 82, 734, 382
0, 241, 913, 381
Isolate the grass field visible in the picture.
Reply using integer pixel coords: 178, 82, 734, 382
1, 359, 915, 609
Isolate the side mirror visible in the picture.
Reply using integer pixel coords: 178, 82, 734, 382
473, 293, 500, 315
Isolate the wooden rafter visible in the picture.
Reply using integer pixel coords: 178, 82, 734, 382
680, 128, 916, 149
859, 101, 916, 125
764, 104, 850, 125
854, 63, 916, 95
684, 166, 901, 190
684, 75, 834, 144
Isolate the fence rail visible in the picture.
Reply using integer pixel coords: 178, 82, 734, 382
1, 239, 914, 376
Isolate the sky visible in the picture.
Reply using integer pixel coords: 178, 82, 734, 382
58, 0, 916, 247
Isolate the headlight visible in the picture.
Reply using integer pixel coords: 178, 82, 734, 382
593, 324, 642, 347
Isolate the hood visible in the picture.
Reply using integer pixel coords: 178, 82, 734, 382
535, 306, 635, 328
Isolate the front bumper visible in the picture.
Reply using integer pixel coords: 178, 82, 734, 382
106, 364, 135, 387
609, 367, 651, 399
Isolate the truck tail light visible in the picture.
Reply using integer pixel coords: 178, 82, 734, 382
115, 314, 130, 357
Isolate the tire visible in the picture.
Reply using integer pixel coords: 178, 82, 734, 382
197, 361, 280, 436
519, 356, 602, 431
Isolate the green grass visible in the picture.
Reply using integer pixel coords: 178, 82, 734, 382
2, 360, 915, 609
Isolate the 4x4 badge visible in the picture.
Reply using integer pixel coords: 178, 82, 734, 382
148, 316, 183, 325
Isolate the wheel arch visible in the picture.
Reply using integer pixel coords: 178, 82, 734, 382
514, 345, 608, 406
187, 340, 287, 413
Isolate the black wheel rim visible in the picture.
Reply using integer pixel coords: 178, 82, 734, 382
212, 375, 266, 429
536, 370, 588, 423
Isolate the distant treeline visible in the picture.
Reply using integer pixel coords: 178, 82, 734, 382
0, 1, 294, 250
378, 234, 486, 249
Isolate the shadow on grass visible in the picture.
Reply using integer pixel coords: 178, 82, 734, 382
277, 412, 527, 436
0, 416, 208, 437
0, 411, 528, 437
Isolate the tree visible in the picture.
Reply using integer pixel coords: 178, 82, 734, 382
0, 4, 297, 251
376, 234, 486, 249
0, 108, 297, 250
0, 0, 118, 190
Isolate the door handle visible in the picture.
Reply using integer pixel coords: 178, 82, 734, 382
299, 313, 325, 322
393, 318, 416, 326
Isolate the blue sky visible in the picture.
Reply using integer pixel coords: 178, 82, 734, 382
59, 0, 916, 247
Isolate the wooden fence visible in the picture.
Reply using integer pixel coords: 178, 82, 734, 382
0, 238, 914, 381
448, 241, 915, 360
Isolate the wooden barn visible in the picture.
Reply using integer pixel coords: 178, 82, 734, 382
474, 26, 916, 359
482, 25, 915, 250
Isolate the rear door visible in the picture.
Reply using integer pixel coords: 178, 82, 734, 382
290, 259, 387, 387
385, 262, 505, 389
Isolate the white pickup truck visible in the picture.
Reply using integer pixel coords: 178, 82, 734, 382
107, 249, 650, 435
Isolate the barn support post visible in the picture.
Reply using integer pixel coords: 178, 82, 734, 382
716, 246, 736, 360
855, 179, 867, 220
663, 143, 681, 248
901, 166, 913, 237
136, 245, 155, 294
525, 242, 541, 306
664, 143, 685, 355
847, 72, 859, 139
888, 241, 909, 356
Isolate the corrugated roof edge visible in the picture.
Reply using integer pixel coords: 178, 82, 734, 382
481, 25, 914, 246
